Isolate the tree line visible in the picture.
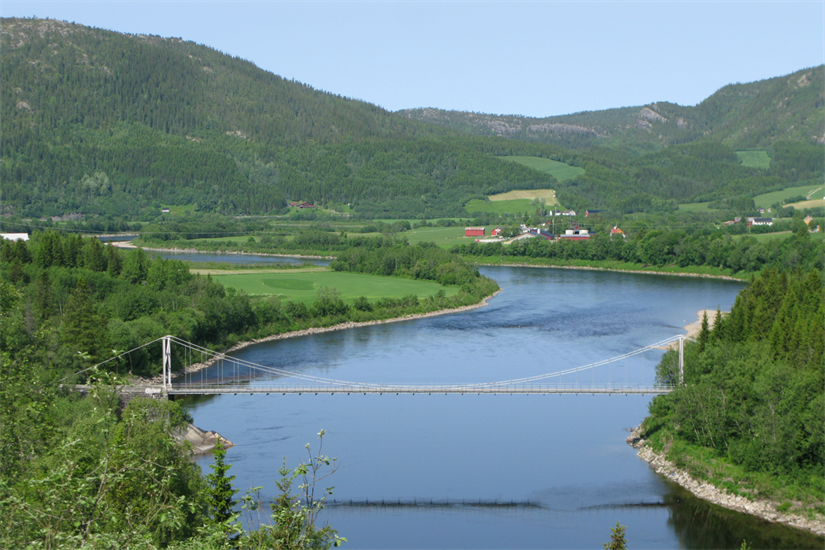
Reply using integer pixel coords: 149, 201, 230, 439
644, 267, 823, 506
0, 229, 499, 547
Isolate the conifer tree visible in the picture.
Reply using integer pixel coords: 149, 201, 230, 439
206, 437, 238, 529
61, 279, 102, 358
603, 521, 627, 550
698, 311, 709, 352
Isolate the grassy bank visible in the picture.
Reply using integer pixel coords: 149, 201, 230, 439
641, 419, 825, 521
464, 255, 749, 280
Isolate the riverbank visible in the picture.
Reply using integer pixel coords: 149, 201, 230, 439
627, 426, 825, 538
171, 289, 503, 379
108, 241, 335, 259
480, 261, 746, 282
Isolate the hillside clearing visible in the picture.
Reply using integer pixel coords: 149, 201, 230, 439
496, 156, 585, 182
487, 189, 559, 202
466, 198, 535, 216
735, 150, 771, 169
754, 184, 823, 208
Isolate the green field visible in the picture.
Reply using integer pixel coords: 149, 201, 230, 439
403, 226, 481, 248
677, 201, 714, 213
754, 184, 823, 208
465, 198, 535, 216
735, 150, 771, 169
211, 269, 458, 304
497, 156, 585, 181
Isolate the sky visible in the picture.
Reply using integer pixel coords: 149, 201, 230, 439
2, 1, 823, 118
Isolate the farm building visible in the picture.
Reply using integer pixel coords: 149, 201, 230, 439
465, 227, 486, 237
491, 227, 502, 237
527, 229, 554, 240
585, 210, 604, 218
558, 227, 591, 241
747, 217, 773, 226
610, 226, 626, 238
0, 233, 29, 242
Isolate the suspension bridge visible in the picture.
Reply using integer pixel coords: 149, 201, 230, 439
90, 334, 689, 397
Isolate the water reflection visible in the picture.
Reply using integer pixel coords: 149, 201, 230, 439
665, 485, 823, 549
178, 266, 822, 549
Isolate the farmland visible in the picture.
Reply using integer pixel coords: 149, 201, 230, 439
403, 226, 481, 248
754, 183, 823, 208
466, 187, 562, 216
465, 198, 535, 216
209, 268, 459, 304
496, 156, 585, 182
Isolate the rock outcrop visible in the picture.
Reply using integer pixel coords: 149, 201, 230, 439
177, 424, 234, 455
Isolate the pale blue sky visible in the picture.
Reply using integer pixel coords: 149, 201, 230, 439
3, 1, 823, 117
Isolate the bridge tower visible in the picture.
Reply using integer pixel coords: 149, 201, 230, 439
161, 336, 172, 393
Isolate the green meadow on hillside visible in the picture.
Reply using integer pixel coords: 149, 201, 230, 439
677, 201, 714, 213
754, 183, 824, 208
735, 150, 771, 169
465, 198, 535, 216
497, 156, 585, 181
211, 269, 458, 304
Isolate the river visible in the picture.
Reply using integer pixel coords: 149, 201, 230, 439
171, 258, 821, 549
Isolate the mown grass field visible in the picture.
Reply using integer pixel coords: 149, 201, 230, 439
735, 150, 771, 169
786, 198, 825, 210
497, 156, 585, 182
677, 201, 714, 213
466, 188, 562, 216
210, 269, 459, 304
754, 184, 823, 208
488, 189, 559, 202
465, 198, 535, 216
403, 226, 482, 248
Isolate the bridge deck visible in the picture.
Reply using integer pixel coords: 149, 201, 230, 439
166, 385, 673, 396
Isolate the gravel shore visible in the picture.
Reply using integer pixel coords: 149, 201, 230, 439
627, 426, 825, 537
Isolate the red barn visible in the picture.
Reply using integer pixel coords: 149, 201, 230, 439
465, 227, 485, 237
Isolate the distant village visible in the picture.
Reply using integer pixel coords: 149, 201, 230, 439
462, 211, 819, 245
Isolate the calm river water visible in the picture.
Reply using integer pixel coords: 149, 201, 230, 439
176, 261, 821, 549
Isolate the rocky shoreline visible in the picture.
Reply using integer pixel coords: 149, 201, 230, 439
626, 426, 825, 537
175, 424, 234, 455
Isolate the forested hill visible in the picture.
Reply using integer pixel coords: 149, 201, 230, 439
398, 66, 825, 152
1, 18, 557, 219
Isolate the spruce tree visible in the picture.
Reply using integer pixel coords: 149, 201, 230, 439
61, 279, 101, 358
603, 521, 627, 550
206, 438, 238, 528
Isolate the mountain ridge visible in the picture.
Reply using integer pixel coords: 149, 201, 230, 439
397, 66, 824, 152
